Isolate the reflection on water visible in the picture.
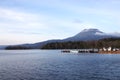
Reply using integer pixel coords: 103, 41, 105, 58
0, 50, 120, 80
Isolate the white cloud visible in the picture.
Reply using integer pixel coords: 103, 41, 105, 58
0, 7, 34, 22
0, 7, 49, 33
15, 0, 120, 31
2, 0, 120, 19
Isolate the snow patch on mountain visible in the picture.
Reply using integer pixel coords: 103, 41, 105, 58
95, 32, 107, 36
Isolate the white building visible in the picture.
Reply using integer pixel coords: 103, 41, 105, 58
108, 47, 112, 51
103, 47, 107, 51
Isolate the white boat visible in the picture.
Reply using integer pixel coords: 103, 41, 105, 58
70, 50, 79, 53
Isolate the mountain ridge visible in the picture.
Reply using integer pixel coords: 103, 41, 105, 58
5, 28, 120, 49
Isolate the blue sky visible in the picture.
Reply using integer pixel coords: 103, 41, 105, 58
0, 0, 120, 45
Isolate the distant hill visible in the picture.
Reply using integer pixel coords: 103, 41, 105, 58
5, 28, 120, 50
0, 45, 7, 50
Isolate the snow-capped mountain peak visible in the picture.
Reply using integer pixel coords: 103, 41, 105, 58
80, 28, 103, 34
74, 28, 104, 37
64, 28, 119, 41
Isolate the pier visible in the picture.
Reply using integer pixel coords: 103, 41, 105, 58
61, 49, 99, 53
61, 48, 120, 54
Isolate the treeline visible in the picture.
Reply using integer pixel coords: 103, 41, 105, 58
6, 46, 32, 50
5, 38, 120, 50
41, 38, 120, 49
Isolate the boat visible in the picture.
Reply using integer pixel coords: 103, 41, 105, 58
70, 50, 79, 53
61, 50, 78, 53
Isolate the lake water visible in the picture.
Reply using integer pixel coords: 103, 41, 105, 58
0, 50, 120, 80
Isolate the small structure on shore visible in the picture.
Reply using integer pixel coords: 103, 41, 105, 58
99, 47, 120, 54
100, 47, 120, 52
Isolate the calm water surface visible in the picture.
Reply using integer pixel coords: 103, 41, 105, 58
0, 50, 120, 80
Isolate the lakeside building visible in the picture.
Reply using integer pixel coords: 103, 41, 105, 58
99, 47, 120, 54
100, 47, 120, 51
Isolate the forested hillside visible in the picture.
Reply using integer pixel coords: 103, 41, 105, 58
41, 38, 120, 49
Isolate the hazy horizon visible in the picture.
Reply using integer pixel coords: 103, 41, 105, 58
0, 0, 120, 45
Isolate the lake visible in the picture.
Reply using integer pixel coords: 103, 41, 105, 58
0, 50, 120, 80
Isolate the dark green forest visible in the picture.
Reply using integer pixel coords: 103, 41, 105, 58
5, 38, 120, 50
5, 46, 32, 50
41, 38, 120, 49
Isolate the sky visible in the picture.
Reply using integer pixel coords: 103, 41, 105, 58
0, 0, 120, 45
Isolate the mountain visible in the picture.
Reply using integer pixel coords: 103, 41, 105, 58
64, 29, 118, 41
5, 28, 120, 49
20, 39, 62, 49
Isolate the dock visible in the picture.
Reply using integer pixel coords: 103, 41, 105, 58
62, 49, 120, 54
61, 49, 99, 53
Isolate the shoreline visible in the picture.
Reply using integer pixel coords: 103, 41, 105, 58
99, 51, 120, 54
61, 49, 120, 54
